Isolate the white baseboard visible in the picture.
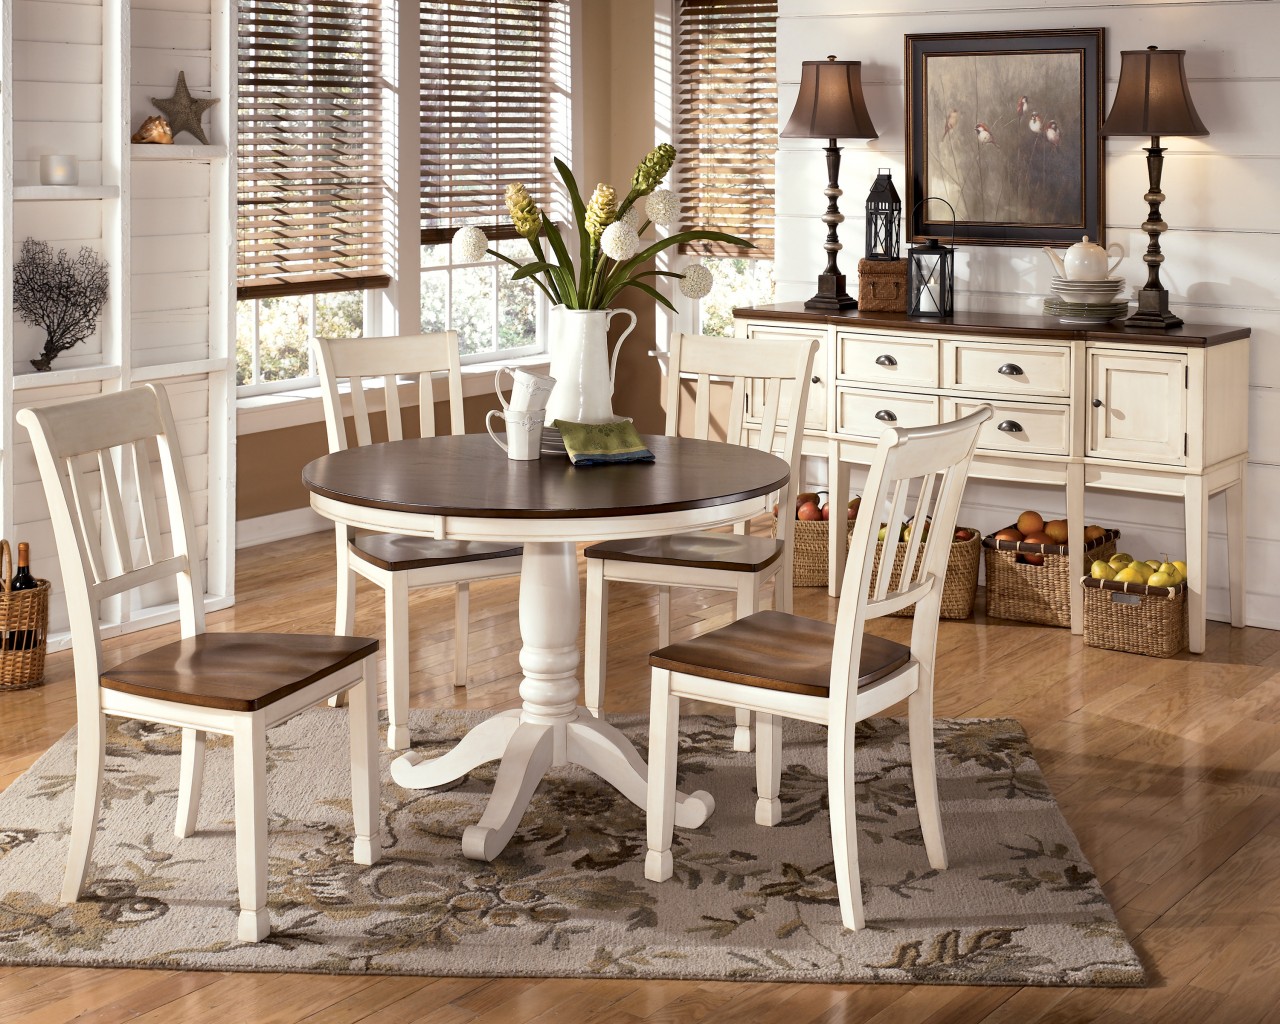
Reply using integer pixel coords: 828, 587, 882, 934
237, 507, 329, 549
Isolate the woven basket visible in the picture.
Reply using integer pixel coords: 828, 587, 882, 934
0, 540, 50, 691
982, 527, 1119, 628
775, 516, 981, 619
1081, 577, 1188, 658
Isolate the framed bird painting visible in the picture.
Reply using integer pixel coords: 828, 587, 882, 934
905, 28, 1104, 247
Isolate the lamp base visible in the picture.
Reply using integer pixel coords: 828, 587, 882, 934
1119, 288, 1183, 331
803, 273, 857, 312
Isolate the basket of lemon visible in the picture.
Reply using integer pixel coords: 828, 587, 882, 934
1081, 553, 1189, 658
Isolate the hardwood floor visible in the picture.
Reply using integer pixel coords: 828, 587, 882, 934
3, 530, 1279, 1023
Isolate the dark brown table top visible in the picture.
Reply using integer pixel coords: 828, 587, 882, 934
303, 434, 790, 520
734, 303, 1250, 347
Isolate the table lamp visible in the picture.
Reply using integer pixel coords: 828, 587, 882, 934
781, 56, 878, 311
1101, 46, 1209, 330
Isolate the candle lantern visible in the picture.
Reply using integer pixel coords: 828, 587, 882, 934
907, 199, 955, 317
864, 168, 901, 260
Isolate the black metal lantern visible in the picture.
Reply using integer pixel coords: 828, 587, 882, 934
864, 168, 901, 260
907, 199, 956, 317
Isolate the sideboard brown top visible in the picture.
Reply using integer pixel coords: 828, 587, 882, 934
734, 303, 1250, 348
304, 434, 790, 520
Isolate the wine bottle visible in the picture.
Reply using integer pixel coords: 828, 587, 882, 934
7, 542, 40, 651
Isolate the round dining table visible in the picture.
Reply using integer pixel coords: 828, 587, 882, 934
303, 432, 789, 862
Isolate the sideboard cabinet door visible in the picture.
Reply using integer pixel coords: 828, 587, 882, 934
743, 324, 828, 432
1086, 349, 1188, 465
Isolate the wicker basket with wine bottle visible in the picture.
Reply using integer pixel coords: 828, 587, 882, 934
0, 539, 50, 690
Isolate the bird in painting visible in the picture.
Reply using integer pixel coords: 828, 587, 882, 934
942, 108, 960, 141
1028, 112, 1043, 135
1045, 120, 1061, 148
974, 122, 999, 148
1016, 96, 1029, 120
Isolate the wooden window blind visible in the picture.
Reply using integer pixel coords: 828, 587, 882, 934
420, 0, 569, 247
237, 1, 388, 299
677, 0, 778, 259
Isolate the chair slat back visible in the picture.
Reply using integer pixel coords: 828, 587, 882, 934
829, 407, 991, 710
663, 332, 818, 541
314, 333, 465, 453
17, 385, 206, 698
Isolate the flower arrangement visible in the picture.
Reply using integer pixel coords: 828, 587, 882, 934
452, 144, 751, 311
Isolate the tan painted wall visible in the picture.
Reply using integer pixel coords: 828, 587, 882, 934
237, 1, 665, 522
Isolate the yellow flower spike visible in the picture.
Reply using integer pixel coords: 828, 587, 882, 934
584, 183, 618, 240
504, 182, 542, 239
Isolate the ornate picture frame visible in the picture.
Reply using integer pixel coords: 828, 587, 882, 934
905, 28, 1104, 247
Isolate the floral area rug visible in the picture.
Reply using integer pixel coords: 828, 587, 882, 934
0, 710, 1144, 986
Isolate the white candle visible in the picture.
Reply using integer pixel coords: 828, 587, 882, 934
915, 254, 940, 314
39, 155, 79, 186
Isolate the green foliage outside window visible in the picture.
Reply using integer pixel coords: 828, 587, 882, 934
698, 257, 776, 337
235, 290, 365, 386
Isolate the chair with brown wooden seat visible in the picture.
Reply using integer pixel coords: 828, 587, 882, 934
583, 331, 818, 752
314, 333, 522, 750
643, 405, 991, 931
18, 384, 381, 943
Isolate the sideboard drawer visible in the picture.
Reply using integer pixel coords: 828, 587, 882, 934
837, 387, 939, 437
836, 331, 938, 388
943, 397, 1071, 456
943, 340, 1072, 398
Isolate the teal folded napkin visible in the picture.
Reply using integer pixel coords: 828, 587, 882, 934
552, 418, 655, 466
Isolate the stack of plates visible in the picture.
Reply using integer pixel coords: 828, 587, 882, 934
1049, 276, 1125, 306
1043, 296, 1130, 324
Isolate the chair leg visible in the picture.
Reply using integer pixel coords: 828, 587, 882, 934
732, 577, 760, 753
657, 586, 672, 648
774, 559, 793, 614
754, 713, 782, 826
645, 669, 680, 883
174, 728, 206, 838
348, 655, 382, 866
909, 689, 948, 870
385, 573, 411, 751
827, 723, 866, 931
61, 711, 107, 903
328, 532, 356, 709
454, 581, 470, 688
584, 559, 607, 717
232, 714, 270, 942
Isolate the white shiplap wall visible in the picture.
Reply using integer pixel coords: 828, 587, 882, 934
776, 0, 1280, 629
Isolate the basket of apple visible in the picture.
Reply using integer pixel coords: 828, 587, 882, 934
982, 511, 1119, 627
770, 491, 855, 587
869, 517, 982, 620
1080, 553, 1189, 657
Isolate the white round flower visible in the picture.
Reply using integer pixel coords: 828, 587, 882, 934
619, 205, 644, 231
452, 225, 489, 263
678, 263, 713, 299
644, 188, 677, 227
599, 221, 640, 262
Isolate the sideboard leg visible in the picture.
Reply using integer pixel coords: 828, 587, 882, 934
1226, 467, 1247, 629
1186, 475, 1209, 654
1067, 462, 1086, 635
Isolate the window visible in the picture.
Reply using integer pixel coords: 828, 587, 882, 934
677, 0, 777, 334
236, 0, 386, 389
419, 0, 571, 361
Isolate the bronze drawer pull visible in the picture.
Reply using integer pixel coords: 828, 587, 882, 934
1092, 398, 1103, 408
998, 363, 1024, 376
811, 375, 821, 384
997, 419, 1023, 433
874, 354, 897, 367
875, 409, 897, 423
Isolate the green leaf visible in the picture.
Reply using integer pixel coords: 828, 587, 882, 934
609, 230, 754, 292
511, 261, 554, 281
618, 279, 678, 313
489, 249, 557, 303
555, 158, 593, 297
600, 269, 681, 307
540, 220, 579, 307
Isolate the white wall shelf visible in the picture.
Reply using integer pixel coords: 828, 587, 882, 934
131, 144, 227, 161
10, 364, 123, 390
12, 185, 121, 201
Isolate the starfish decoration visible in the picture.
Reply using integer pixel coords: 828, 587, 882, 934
150, 71, 219, 145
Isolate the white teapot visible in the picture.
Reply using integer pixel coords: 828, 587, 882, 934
1043, 236, 1124, 281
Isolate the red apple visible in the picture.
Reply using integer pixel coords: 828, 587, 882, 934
820, 503, 831, 521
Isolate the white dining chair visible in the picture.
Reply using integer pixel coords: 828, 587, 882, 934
314, 333, 523, 750
18, 384, 381, 943
643, 406, 991, 930
583, 331, 817, 752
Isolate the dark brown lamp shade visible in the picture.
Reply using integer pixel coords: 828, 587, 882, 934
1102, 47, 1209, 137
781, 56, 878, 140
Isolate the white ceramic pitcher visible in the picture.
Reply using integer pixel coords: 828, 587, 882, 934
543, 305, 638, 424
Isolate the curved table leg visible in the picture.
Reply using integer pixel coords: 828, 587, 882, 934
394, 540, 718, 861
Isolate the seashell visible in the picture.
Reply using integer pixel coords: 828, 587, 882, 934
131, 115, 174, 145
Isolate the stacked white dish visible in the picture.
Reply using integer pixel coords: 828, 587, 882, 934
1045, 276, 1128, 323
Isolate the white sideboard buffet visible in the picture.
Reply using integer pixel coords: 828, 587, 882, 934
734, 304, 1251, 653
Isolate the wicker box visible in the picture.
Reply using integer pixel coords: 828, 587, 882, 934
1081, 577, 1188, 658
0, 540, 50, 691
857, 259, 908, 312
776, 516, 981, 619
982, 527, 1119, 628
